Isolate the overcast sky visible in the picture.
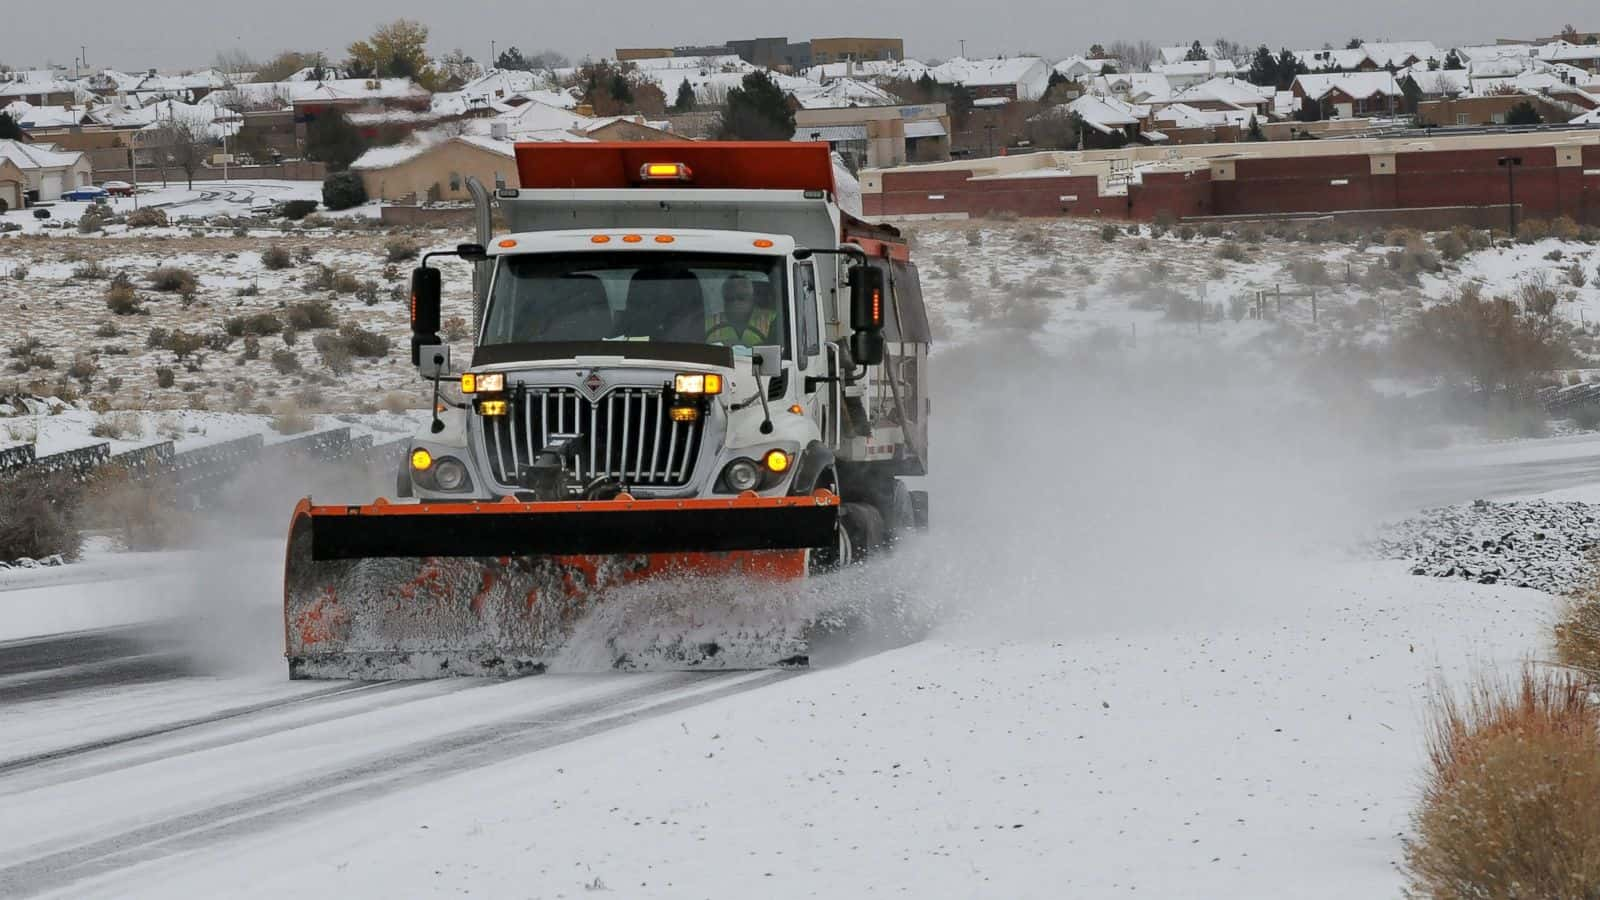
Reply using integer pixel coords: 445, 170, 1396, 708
0, 0, 1583, 73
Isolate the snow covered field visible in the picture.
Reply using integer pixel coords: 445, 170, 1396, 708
2, 212, 1596, 897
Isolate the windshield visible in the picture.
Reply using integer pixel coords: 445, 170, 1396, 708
481, 252, 787, 353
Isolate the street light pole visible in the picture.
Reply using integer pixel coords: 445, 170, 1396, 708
1498, 155, 1522, 242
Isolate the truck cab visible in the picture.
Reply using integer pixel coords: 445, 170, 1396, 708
403, 142, 930, 561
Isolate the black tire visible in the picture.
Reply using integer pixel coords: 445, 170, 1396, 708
877, 479, 915, 545
841, 502, 886, 562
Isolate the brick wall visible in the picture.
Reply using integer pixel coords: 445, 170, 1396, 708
871, 141, 1600, 226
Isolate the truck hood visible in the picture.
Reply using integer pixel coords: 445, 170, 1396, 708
472, 340, 735, 370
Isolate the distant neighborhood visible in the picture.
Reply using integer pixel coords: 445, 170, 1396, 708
3, 21, 1600, 225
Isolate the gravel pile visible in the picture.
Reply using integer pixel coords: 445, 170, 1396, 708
1371, 499, 1600, 594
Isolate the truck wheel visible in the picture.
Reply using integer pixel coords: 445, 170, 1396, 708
877, 479, 915, 546
840, 502, 886, 562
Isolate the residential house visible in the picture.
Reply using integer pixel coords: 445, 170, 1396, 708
1148, 58, 1240, 90
789, 78, 902, 109
1090, 73, 1173, 105
1359, 42, 1443, 70
0, 157, 26, 210
1052, 56, 1117, 80
1297, 48, 1371, 72
1292, 72, 1403, 118
928, 57, 1051, 101
0, 139, 93, 201
1065, 94, 1147, 146
1158, 44, 1224, 65
1538, 41, 1600, 72
0, 75, 84, 107
1169, 77, 1273, 115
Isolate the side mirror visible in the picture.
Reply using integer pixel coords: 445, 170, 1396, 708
410, 266, 442, 366
849, 331, 885, 367
849, 264, 885, 332
456, 242, 488, 262
752, 345, 783, 378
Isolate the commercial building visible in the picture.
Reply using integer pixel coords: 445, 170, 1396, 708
862, 131, 1600, 227
811, 38, 904, 64
793, 103, 950, 169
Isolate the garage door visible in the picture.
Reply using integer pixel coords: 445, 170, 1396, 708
41, 173, 63, 200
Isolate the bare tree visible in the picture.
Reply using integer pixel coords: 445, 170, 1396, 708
1105, 40, 1158, 72
150, 120, 211, 190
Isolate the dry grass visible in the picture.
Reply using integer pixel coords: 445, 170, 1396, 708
1405, 668, 1600, 899
271, 401, 313, 435
0, 472, 83, 562
83, 467, 190, 551
1556, 584, 1600, 677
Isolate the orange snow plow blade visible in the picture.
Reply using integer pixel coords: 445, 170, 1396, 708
283, 492, 839, 679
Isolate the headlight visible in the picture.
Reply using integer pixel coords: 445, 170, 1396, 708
478, 399, 508, 416
763, 450, 790, 473
461, 372, 505, 393
722, 459, 760, 492
674, 373, 723, 395
433, 458, 468, 491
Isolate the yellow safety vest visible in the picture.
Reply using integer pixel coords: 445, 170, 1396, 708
706, 307, 775, 346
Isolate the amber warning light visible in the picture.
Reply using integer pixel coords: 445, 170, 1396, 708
640, 162, 693, 182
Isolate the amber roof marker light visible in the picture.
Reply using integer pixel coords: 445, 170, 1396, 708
640, 162, 693, 182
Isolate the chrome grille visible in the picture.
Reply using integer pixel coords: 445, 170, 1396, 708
481, 386, 703, 489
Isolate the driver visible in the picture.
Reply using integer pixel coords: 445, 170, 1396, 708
706, 275, 775, 346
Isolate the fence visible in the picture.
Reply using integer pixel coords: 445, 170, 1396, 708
1, 425, 408, 511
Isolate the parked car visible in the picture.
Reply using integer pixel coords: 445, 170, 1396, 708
101, 181, 135, 197
60, 186, 109, 202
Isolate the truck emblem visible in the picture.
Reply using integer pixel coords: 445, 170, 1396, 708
581, 371, 605, 398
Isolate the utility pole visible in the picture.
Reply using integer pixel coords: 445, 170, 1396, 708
960, 39, 966, 59
490, 40, 497, 70
1498, 155, 1522, 242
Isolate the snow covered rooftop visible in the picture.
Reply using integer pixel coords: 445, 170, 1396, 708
1361, 41, 1443, 68
1150, 59, 1239, 78
1294, 72, 1403, 100
790, 78, 900, 109
1090, 73, 1173, 104
1296, 48, 1370, 72
1, 102, 84, 129
0, 139, 86, 171
1067, 94, 1145, 131
217, 78, 427, 109
802, 59, 930, 84
1405, 70, 1471, 96
1171, 77, 1271, 107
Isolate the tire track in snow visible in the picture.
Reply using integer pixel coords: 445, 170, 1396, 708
0, 669, 797, 898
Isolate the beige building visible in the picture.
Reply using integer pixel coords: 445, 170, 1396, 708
794, 103, 949, 169
0, 158, 25, 210
811, 37, 904, 63
0, 140, 93, 202
353, 135, 521, 203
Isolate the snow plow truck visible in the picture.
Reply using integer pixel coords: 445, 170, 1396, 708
283, 142, 932, 679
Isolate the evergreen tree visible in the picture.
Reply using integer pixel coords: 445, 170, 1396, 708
1247, 45, 1278, 87
304, 109, 367, 172
1246, 115, 1264, 141
718, 71, 795, 140
1443, 49, 1464, 70
0, 111, 22, 140
1275, 49, 1307, 90
1345, 38, 1363, 50
1184, 40, 1208, 62
673, 78, 695, 112
1505, 101, 1542, 126
1089, 43, 1107, 58
496, 47, 531, 71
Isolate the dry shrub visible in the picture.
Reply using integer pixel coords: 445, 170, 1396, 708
105, 279, 141, 315
1405, 669, 1600, 899
261, 245, 293, 270
155, 366, 175, 388
0, 472, 83, 562
1098, 223, 1118, 242
1555, 589, 1600, 677
1569, 262, 1588, 289
381, 392, 413, 413
272, 401, 313, 435
148, 266, 197, 293
270, 348, 301, 374
1288, 258, 1331, 285
383, 237, 419, 262
224, 312, 283, 337
1519, 219, 1552, 244
125, 207, 168, 228
1432, 230, 1468, 262
89, 411, 142, 440
1551, 216, 1581, 241
84, 467, 189, 550
285, 298, 337, 330
72, 259, 109, 280
1215, 241, 1247, 262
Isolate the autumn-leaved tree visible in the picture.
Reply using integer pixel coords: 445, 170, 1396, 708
345, 19, 439, 89
718, 71, 795, 140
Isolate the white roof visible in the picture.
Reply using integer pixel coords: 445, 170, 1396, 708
793, 124, 867, 143
790, 78, 900, 109
640, 66, 811, 107
1405, 70, 1470, 96
493, 98, 591, 132
1294, 72, 1402, 100
1150, 59, 1239, 78
1468, 58, 1526, 79
1159, 45, 1222, 64
2, 101, 83, 128
136, 98, 241, 140
1297, 48, 1370, 72
903, 119, 947, 138
1171, 77, 1271, 107
1067, 94, 1144, 130
1539, 41, 1600, 63
351, 125, 591, 172
1460, 44, 1537, 62
0, 77, 86, 101
1090, 73, 1172, 104
0, 139, 86, 171
1153, 103, 1251, 129
803, 59, 929, 84
630, 54, 750, 72
217, 77, 427, 109
1361, 42, 1442, 68
928, 57, 1050, 98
